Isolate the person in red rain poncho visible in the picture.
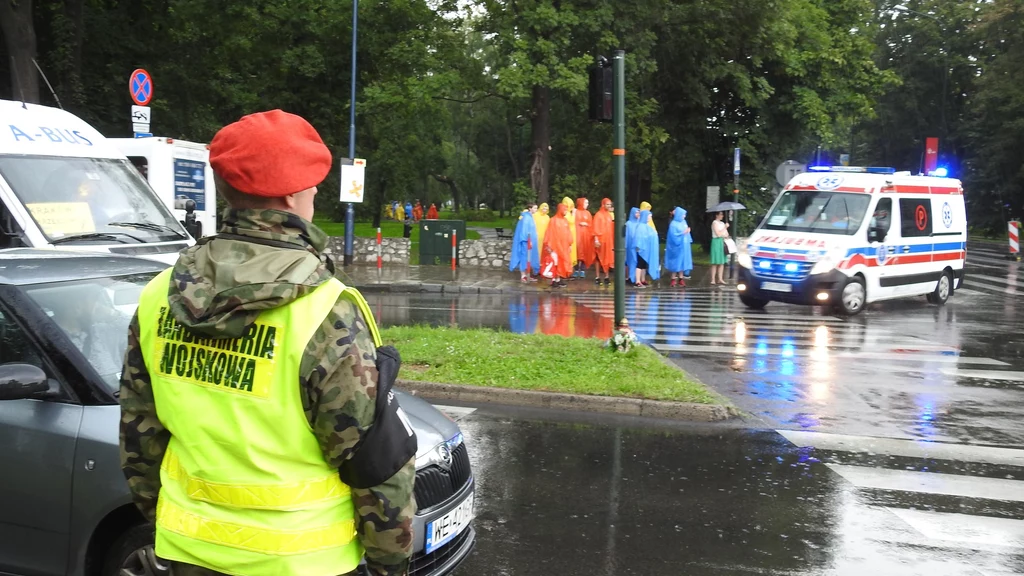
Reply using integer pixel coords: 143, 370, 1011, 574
591, 198, 614, 286
426, 203, 439, 219
413, 201, 424, 221
574, 198, 594, 279
541, 203, 574, 288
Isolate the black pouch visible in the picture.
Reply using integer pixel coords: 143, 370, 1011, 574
338, 345, 418, 489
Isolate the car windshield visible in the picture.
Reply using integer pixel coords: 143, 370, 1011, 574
761, 190, 871, 236
23, 272, 159, 392
0, 155, 187, 243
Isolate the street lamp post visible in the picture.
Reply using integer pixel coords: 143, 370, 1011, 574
343, 0, 359, 267
894, 5, 949, 142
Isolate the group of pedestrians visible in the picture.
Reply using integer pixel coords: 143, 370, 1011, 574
510, 198, 706, 289
385, 199, 439, 221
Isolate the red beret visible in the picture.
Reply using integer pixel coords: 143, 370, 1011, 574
209, 110, 332, 197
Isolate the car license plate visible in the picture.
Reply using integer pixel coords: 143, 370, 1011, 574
761, 281, 792, 293
425, 492, 474, 554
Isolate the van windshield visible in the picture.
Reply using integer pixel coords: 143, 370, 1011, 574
761, 190, 871, 236
0, 155, 188, 243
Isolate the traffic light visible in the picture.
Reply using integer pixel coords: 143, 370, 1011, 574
588, 57, 612, 123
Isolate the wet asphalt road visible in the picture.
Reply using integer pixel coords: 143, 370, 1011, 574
369, 241, 1024, 574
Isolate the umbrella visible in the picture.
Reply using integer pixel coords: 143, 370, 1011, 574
707, 201, 746, 212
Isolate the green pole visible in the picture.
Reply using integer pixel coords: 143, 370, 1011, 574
612, 50, 627, 329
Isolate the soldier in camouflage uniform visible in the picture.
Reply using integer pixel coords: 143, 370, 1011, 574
120, 110, 416, 576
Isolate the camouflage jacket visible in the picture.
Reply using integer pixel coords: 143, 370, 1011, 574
119, 209, 415, 575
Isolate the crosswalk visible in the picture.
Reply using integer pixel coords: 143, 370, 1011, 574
963, 242, 1024, 297
570, 289, 1024, 571
778, 430, 1024, 574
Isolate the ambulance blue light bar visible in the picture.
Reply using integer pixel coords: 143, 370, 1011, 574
807, 166, 896, 174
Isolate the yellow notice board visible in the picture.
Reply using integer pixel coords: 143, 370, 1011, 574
26, 202, 96, 237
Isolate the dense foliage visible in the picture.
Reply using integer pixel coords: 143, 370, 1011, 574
2, 0, 1021, 235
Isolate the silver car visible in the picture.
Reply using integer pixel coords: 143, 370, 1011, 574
0, 249, 475, 576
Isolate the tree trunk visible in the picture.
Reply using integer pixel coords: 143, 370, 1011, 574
63, 0, 85, 107
432, 174, 461, 213
371, 175, 385, 229
0, 0, 40, 103
529, 85, 550, 203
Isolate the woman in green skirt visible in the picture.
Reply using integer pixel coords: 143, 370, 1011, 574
709, 211, 730, 285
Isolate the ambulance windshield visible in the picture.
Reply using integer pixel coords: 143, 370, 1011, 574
0, 155, 188, 243
762, 190, 871, 236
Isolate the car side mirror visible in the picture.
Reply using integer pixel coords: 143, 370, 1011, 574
868, 227, 887, 243
0, 363, 54, 401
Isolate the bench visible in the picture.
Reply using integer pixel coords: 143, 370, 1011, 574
495, 228, 513, 240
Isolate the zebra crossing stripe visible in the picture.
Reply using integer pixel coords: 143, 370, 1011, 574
777, 430, 1024, 467
939, 368, 1024, 383
826, 464, 1024, 503
888, 509, 1024, 551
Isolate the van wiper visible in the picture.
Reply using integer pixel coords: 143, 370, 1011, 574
108, 221, 188, 239
51, 232, 141, 245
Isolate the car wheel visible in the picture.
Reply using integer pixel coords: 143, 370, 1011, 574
927, 271, 952, 305
102, 524, 170, 576
739, 295, 769, 310
836, 276, 866, 316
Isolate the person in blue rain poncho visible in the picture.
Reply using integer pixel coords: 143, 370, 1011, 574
625, 207, 641, 284
634, 209, 661, 287
509, 204, 540, 282
664, 206, 694, 287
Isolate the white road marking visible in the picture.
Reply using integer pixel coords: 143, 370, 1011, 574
432, 405, 477, 421
777, 430, 1024, 467
887, 509, 1024, 550
826, 464, 1024, 502
940, 368, 1024, 383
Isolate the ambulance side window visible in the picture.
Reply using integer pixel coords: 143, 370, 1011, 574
869, 198, 892, 242
899, 198, 932, 238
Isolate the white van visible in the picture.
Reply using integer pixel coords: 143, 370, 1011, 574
735, 166, 966, 315
110, 137, 217, 238
0, 99, 193, 265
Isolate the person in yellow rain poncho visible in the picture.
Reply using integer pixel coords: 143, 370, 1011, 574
396, 202, 406, 221
534, 202, 550, 247
561, 197, 577, 273
640, 201, 658, 232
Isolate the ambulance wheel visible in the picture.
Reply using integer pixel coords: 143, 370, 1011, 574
739, 295, 769, 310
927, 270, 952, 305
836, 276, 866, 316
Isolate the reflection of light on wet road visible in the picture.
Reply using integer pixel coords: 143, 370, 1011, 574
815, 325, 829, 348
734, 321, 746, 344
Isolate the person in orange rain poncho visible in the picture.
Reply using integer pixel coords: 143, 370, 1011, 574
574, 198, 594, 279
533, 202, 550, 247
541, 203, 574, 288
426, 203, 439, 219
591, 197, 614, 286
413, 201, 424, 221
561, 197, 577, 274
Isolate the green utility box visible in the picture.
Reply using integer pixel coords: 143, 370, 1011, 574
419, 220, 466, 266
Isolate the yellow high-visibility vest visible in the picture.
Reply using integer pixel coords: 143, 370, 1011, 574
137, 268, 382, 576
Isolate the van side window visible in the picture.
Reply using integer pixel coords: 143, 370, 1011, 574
128, 156, 149, 180
871, 198, 892, 233
0, 201, 25, 249
900, 198, 932, 238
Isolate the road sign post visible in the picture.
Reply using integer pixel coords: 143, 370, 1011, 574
344, 0, 360, 268
612, 50, 627, 330
129, 70, 154, 137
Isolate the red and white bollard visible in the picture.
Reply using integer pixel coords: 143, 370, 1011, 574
1009, 221, 1020, 261
451, 230, 457, 271
376, 227, 383, 269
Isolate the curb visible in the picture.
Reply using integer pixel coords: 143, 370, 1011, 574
397, 379, 741, 422
351, 282, 515, 295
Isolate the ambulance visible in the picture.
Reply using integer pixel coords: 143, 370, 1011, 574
0, 99, 193, 264
110, 136, 217, 239
735, 166, 966, 315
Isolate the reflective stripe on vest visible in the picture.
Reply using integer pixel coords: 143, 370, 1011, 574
138, 268, 370, 575
162, 449, 351, 510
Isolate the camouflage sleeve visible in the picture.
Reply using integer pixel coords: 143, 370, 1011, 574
119, 312, 171, 523
300, 299, 415, 575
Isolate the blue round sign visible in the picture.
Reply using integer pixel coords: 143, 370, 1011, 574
129, 68, 153, 106
816, 176, 844, 190
942, 202, 953, 228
